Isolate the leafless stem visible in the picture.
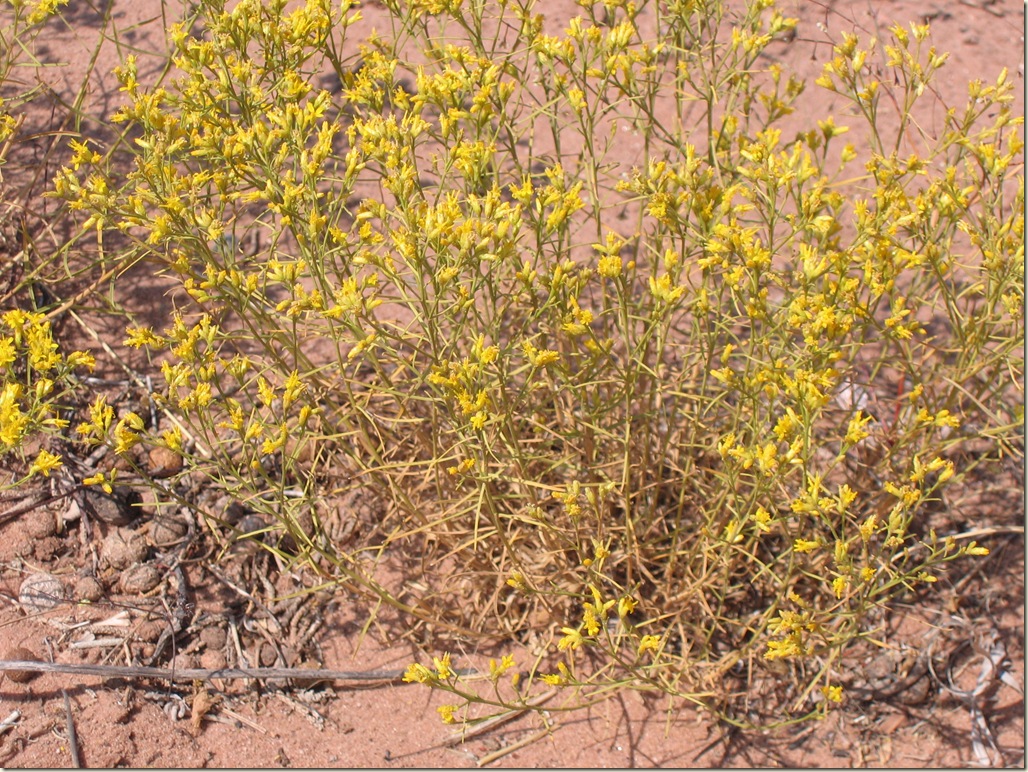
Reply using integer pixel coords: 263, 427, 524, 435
0, 659, 415, 683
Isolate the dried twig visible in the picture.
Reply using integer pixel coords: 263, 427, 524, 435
62, 689, 81, 769
0, 659, 418, 684
446, 689, 558, 747
217, 706, 269, 734
0, 709, 20, 735
68, 638, 127, 650
476, 726, 555, 767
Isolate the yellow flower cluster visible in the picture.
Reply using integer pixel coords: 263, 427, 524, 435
0, 311, 94, 474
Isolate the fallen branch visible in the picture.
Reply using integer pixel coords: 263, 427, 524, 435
0, 660, 423, 684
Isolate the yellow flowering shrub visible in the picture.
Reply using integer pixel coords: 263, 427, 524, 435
47, 0, 1023, 727
0, 309, 95, 481
0, 0, 104, 485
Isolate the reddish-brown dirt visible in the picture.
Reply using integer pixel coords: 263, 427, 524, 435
0, 0, 1023, 767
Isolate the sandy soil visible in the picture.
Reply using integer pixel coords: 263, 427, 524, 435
0, 0, 1023, 767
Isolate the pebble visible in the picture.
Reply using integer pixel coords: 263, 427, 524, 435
119, 563, 162, 594
19, 573, 65, 613
136, 621, 164, 643
223, 500, 247, 525
3, 646, 41, 683
199, 626, 228, 651
200, 649, 227, 671
74, 575, 104, 602
258, 641, 278, 667
102, 527, 148, 570
63, 499, 82, 522
147, 447, 183, 478
81, 488, 135, 526
231, 515, 267, 556
151, 515, 188, 546
170, 652, 196, 672
25, 509, 56, 539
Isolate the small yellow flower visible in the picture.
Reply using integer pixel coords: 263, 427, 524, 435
82, 470, 116, 494
506, 571, 528, 591
598, 255, 622, 279
617, 595, 637, 619
402, 663, 435, 684
470, 410, 488, 431
837, 484, 857, 513
66, 351, 96, 370
162, 426, 184, 453
821, 684, 844, 703
583, 605, 601, 636
764, 637, 798, 660
558, 627, 584, 651
113, 412, 145, 455
832, 576, 848, 598
637, 634, 661, 656
433, 653, 454, 679
844, 411, 873, 445
793, 538, 819, 554
29, 449, 63, 477
281, 370, 306, 410
0, 338, 15, 370
124, 326, 167, 349
437, 705, 459, 724
488, 654, 515, 683
523, 341, 560, 369
859, 514, 877, 541
566, 87, 586, 112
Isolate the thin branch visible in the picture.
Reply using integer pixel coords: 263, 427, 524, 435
0, 660, 425, 684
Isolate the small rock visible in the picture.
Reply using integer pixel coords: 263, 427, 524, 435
199, 626, 228, 651
102, 527, 148, 570
151, 516, 188, 546
258, 641, 278, 667
200, 649, 227, 671
226, 514, 266, 558
170, 652, 196, 672
112, 452, 139, 474
19, 573, 65, 613
136, 620, 164, 643
224, 500, 247, 525
279, 509, 316, 554
147, 447, 183, 479
234, 514, 267, 542
74, 576, 104, 602
3, 646, 41, 683
80, 488, 135, 526
119, 563, 162, 595
25, 509, 56, 539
